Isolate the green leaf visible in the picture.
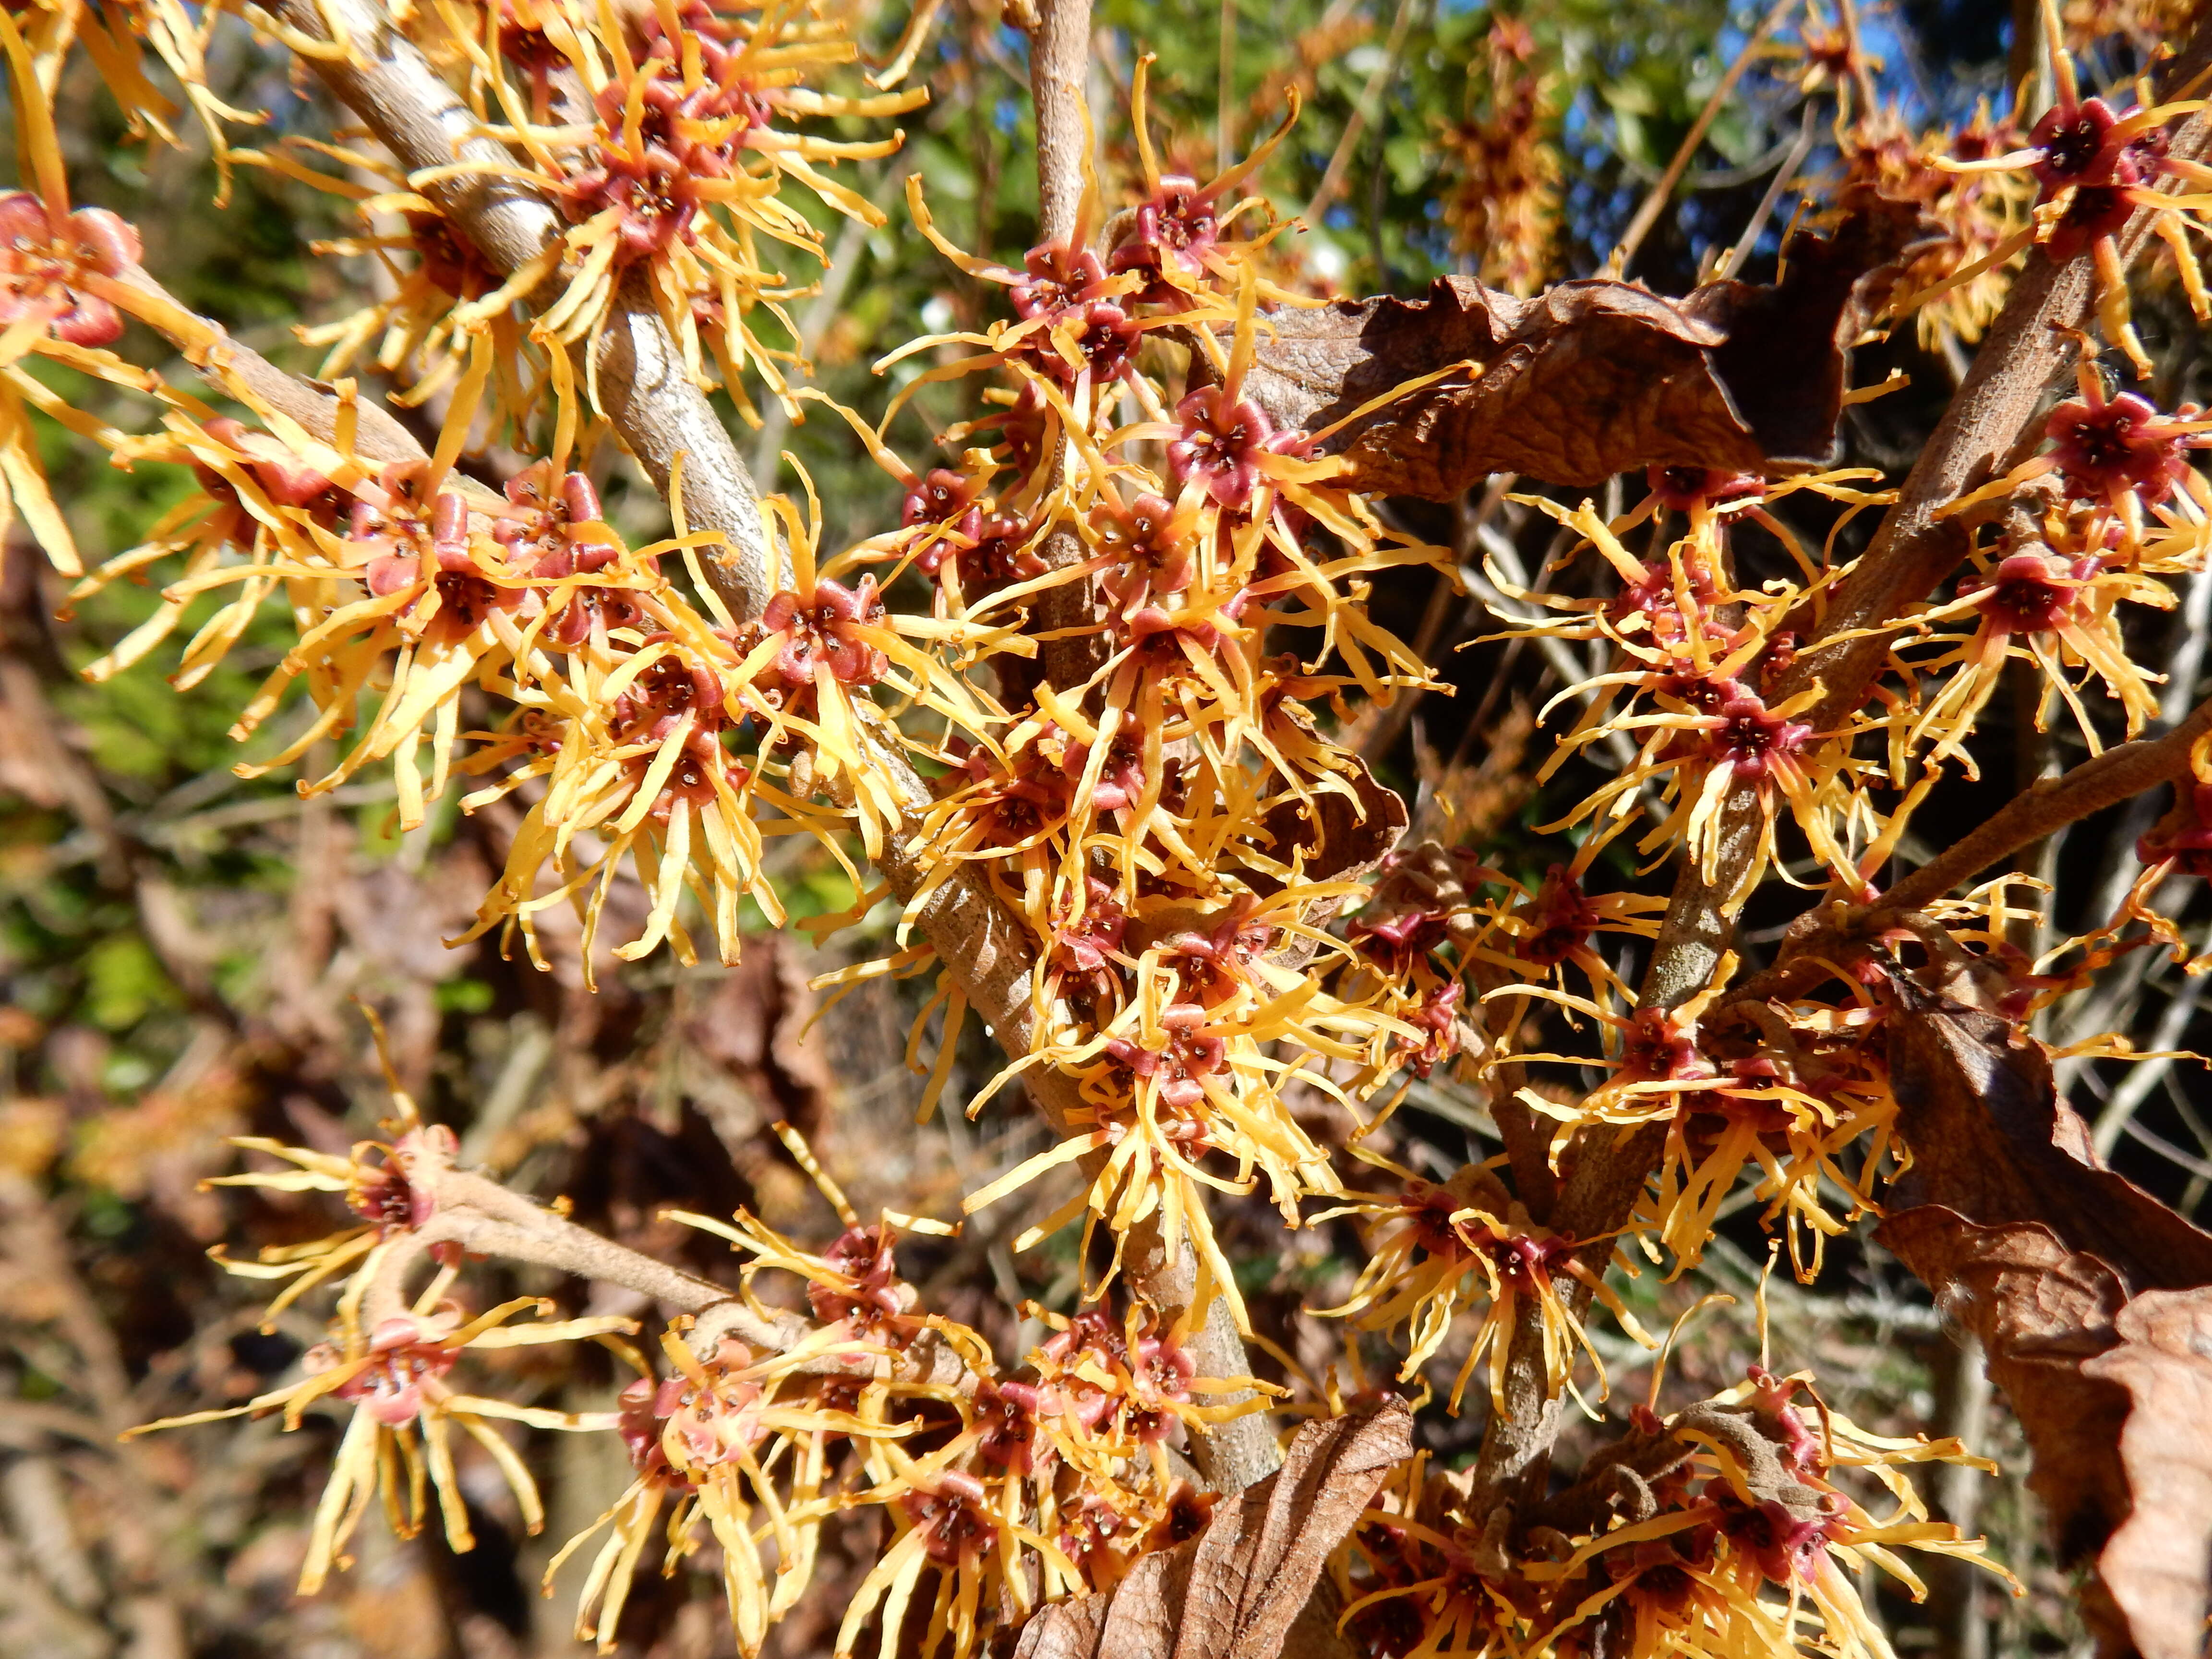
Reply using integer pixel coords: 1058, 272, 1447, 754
83, 935, 178, 1032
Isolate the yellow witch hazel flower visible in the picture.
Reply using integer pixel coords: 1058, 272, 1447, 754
451, 0, 924, 418
202, 1118, 463, 1324
294, 191, 549, 441
1529, 1368, 2013, 1659
136, 1033, 638, 1593
550, 1321, 912, 1655
1497, 972, 1899, 1280
85, 429, 678, 830
959, 902, 1405, 1330
0, 11, 177, 576
134, 1292, 636, 1591
1336, 1354, 2011, 1659
80, 399, 917, 974
1310, 1158, 1654, 1415
1508, 488, 1883, 901
456, 619, 785, 977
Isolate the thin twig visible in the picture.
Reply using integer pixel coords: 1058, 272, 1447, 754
1217, 0, 1237, 177
1715, 98, 1819, 282
1018, 0, 1109, 691
1300, 0, 1420, 227
1612, 0, 1795, 276
2091, 927, 2212, 1157
1720, 694, 2212, 1011
1883, 700, 2212, 914
1833, 0, 1881, 116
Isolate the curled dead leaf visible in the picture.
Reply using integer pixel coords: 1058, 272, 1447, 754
1882, 962, 2212, 1290
1243, 191, 1933, 497
1011, 1395, 1413, 1659
1875, 1211, 2132, 1573
2080, 1287, 2212, 1659
1251, 751, 1408, 896
1877, 956, 2212, 1658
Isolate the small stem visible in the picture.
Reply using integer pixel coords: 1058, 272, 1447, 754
1886, 701, 2212, 914
1217, 0, 1237, 177
98, 262, 435, 470
1716, 99, 1819, 282
1301, 0, 1420, 226
597, 269, 779, 609
366, 1168, 979, 1392
1723, 692, 2212, 1011
1027, 0, 1092, 247
1468, 968, 1556, 1222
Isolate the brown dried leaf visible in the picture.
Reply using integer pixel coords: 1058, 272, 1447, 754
1882, 966, 2212, 1291
1254, 752, 1408, 890
1244, 192, 1932, 496
1011, 1397, 1413, 1659
2081, 1287, 2212, 1659
1875, 1210, 2132, 1571
1876, 961, 2212, 1659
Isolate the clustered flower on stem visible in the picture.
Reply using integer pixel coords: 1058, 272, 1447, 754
1311, 1159, 1653, 1415
444, 0, 922, 422
0, 13, 170, 576
1436, 19, 1562, 297
647, 1145, 1272, 1658
1500, 488, 1887, 905
133, 1069, 637, 1595
1929, 0, 2212, 375
153, 1086, 1281, 1659
71, 362, 1000, 973
1909, 353, 2212, 774
811, 98, 1467, 1323
1831, 100, 2031, 349
1501, 973, 1897, 1280
1334, 1365, 2009, 1659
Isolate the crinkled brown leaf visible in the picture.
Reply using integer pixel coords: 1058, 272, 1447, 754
2081, 1287, 2212, 1659
1875, 1211, 2133, 1575
1875, 961, 2212, 1658
1253, 751, 1409, 894
1882, 966, 2212, 1290
1011, 1397, 1413, 1659
1243, 192, 1932, 497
